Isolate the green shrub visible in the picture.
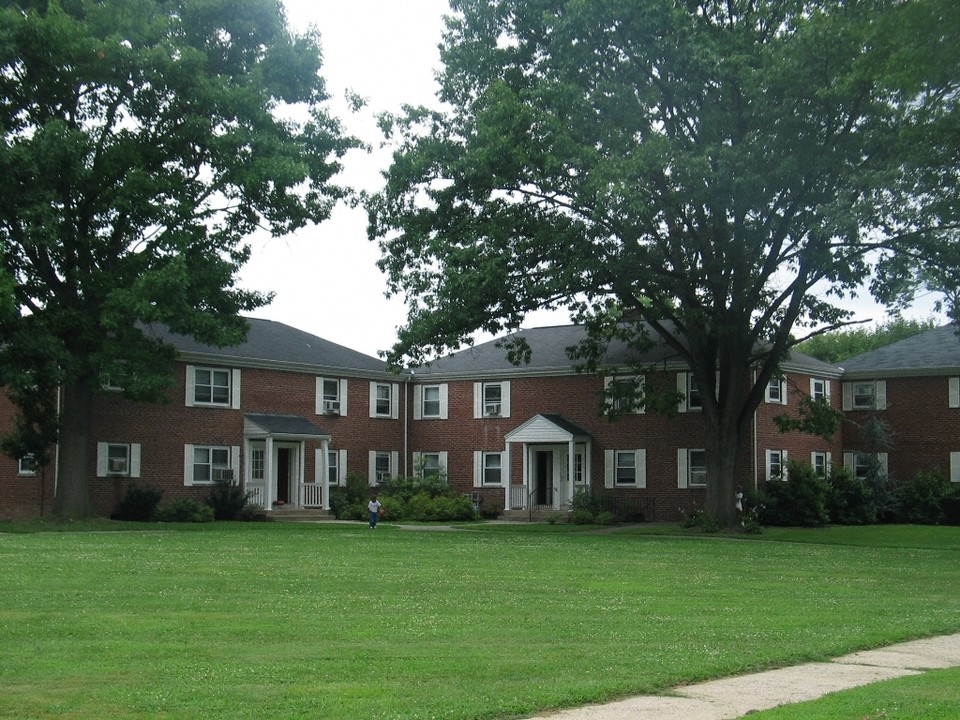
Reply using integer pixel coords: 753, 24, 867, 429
595, 511, 617, 526
156, 497, 215, 523
330, 472, 371, 520
681, 509, 720, 533
570, 509, 595, 525
894, 470, 950, 524
759, 461, 829, 527
206, 479, 250, 521
826, 466, 875, 525
111, 483, 163, 522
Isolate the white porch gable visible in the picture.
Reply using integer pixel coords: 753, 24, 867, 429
504, 414, 592, 511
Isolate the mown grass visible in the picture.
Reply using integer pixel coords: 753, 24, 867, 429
0, 521, 958, 719
743, 666, 960, 719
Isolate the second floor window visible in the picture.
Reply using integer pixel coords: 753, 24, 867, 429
195, 368, 231, 405
422, 386, 442, 418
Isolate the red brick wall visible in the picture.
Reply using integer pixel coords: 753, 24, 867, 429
0, 391, 57, 520
842, 376, 960, 483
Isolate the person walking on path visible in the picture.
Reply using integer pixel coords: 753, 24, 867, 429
368, 496, 382, 529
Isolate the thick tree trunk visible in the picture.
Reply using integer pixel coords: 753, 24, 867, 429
705, 430, 742, 528
52, 379, 94, 518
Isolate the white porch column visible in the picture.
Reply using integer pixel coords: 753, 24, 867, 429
263, 436, 275, 509
320, 439, 331, 510
296, 441, 305, 508
503, 442, 511, 511
567, 440, 576, 509
521, 444, 529, 508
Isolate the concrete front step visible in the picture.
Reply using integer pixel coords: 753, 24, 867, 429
500, 509, 567, 522
261, 508, 334, 522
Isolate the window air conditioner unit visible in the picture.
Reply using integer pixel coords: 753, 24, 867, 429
323, 400, 340, 415
108, 458, 127, 473
485, 403, 501, 416
214, 468, 235, 483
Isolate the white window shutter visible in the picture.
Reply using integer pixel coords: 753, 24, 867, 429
637, 377, 646, 414
810, 378, 817, 397
96, 443, 109, 477
950, 378, 960, 409
130, 444, 141, 478
338, 450, 348, 483
826, 452, 832, 472
368, 382, 377, 418
877, 452, 888, 475
412, 451, 422, 476
636, 449, 647, 489
368, 450, 376, 484
782, 450, 788, 480
439, 384, 449, 420
825, 380, 832, 401
604, 449, 615, 488
231, 446, 240, 471
604, 377, 614, 415
339, 379, 349, 416
390, 451, 399, 476
950, 452, 960, 483
842, 382, 852, 411
677, 373, 688, 412
473, 451, 483, 488
473, 383, 482, 418
781, 379, 788, 405
843, 451, 855, 472
231, 369, 241, 409
185, 365, 196, 407
439, 451, 448, 473
413, 385, 423, 421
501, 381, 511, 418
315, 449, 324, 483
391, 384, 400, 419
314, 377, 324, 415
875, 381, 887, 410
677, 448, 688, 489
765, 450, 774, 482
184, 445, 195, 486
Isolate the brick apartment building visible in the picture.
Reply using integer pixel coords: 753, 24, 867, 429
1, 318, 957, 521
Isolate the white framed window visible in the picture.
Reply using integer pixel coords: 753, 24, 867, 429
765, 376, 787, 404
96, 442, 142, 478
842, 380, 886, 411
843, 451, 889, 480
413, 451, 448, 478
811, 451, 832, 477
950, 452, 960, 483
328, 450, 339, 485
604, 449, 647, 488
18, 454, 37, 476
473, 381, 511, 418
368, 450, 398, 485
414, 384, 448, 420
316, 378, 348, 416
765, 449, 788, 482
678, 372, 702, 412
604, 375, 645, 414
250, 448, 265, 481
574, 451, 585, 485
677, 448, 707, 488
184, 444, 239, 486
473, 451, 504, 486
810, 378, 831, 403
185, 366, 240, 409
369, 382, 399, 419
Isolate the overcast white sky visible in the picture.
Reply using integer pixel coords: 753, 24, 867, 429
238, 1, 944, 359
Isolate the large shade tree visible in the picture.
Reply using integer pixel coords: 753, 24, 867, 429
0, 0, 355, 517
368, 0, 960, 526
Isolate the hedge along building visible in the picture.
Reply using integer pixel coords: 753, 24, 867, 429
17, 316, 957, 523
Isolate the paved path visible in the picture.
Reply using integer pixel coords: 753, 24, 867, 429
527, 632, 960, 719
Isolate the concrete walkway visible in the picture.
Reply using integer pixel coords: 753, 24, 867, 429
528, 632, 960, 719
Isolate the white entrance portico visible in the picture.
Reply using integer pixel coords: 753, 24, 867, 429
243, 413, 330, 511
504, 414, 592, 511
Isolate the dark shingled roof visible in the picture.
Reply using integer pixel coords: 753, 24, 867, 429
144, 317, 390, 374
415, 323, 840, 378
245, 413, 329, 438
841, 324, 960, 377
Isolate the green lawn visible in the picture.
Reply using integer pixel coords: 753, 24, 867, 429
0, 521, 958, 719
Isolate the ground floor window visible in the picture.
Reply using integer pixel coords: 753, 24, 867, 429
193, 445, 231, 484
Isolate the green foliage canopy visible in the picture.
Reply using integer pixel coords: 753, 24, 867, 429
0, 0, 356, 515
369, 0, 960, 524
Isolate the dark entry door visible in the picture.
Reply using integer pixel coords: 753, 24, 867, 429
277, 448, 291, 503
535, 451, 553, 506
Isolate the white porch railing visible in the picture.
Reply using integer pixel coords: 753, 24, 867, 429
246, 483, 265, 508
300, 482, 323, 508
